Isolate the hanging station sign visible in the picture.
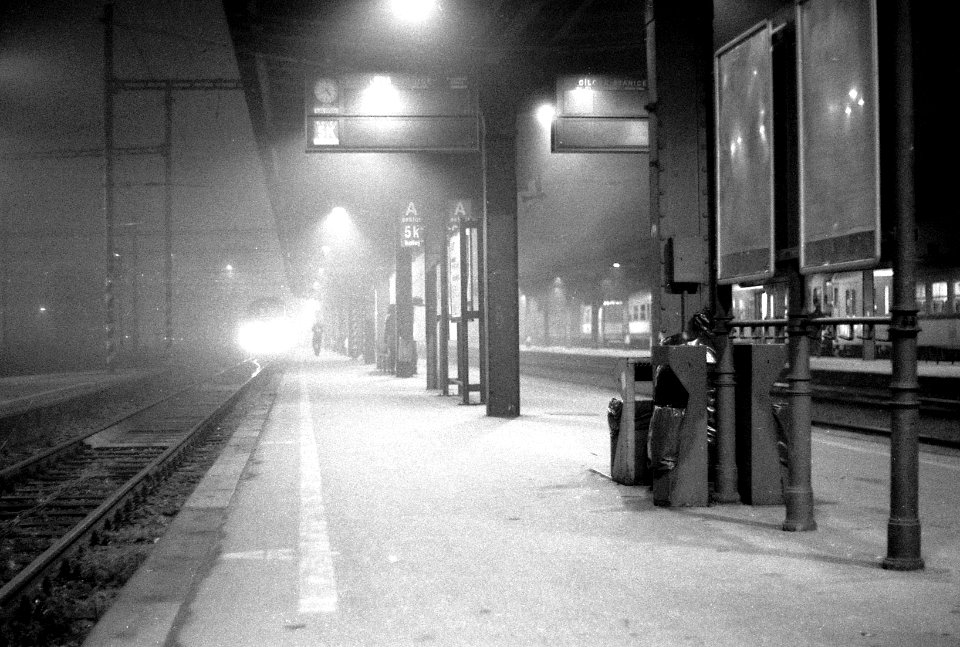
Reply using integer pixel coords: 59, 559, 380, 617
553, 75, 649, 152
399, 202, 423, 248
714, 21, 776, 285
305, 73, 480, 153
797, 0, 880, 274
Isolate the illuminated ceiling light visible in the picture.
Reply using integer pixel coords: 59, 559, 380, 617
568, 86, 594, 113
39, 306, 47, 313
612, 262, 621, 268
225, 264, 234, 272
324, 207, 354, 241
360, 75, 401, 114
536, 103, 556, 127
848, 88, 858, 100
390, 0, 437, 22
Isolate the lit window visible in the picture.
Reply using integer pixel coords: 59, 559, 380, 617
916, 282, 927, 313
931, 281, 947, 314
954, 281, 960, 314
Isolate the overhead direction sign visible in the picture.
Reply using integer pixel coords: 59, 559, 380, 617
553, 75, 649, 152
305, 73, 479, 153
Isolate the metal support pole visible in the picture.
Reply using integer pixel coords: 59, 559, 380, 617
425, 250, 438, 390
129, 223, 140, 351
395, 245, 414, 377
458, 219, 470, 404
862, 269, 876, 361
163, 86, 174, 352
712, 312, 739, 503
782, 265, 816, 531
439, 228, 450, 395
102, 2, 117, 372
883, 0, 923, 571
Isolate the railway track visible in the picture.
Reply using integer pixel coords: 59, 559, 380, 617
0, 359, 269, 615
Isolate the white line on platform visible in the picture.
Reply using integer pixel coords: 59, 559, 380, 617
297, 372, 338, 614
222, 548, 295, 561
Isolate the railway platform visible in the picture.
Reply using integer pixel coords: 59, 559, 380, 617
80, 349, 959, 646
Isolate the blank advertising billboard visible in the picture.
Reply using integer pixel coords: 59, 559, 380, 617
714, 22, 775, 285
797, 0, 880, 274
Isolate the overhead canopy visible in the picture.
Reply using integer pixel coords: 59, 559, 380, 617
220, 0, 647, 294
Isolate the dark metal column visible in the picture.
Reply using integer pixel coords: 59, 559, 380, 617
480, 99, 520, 418
712, 309, 739, 503
163, 86, 174, 352
395, 245, 414, 377
439, 223, 451, 395
782, 266, 816, 531
883, 0, 923, 571
862, 269, 876, 361
424, 211, 439, 389
425, 256, 438, 389
102, 2, 117, 371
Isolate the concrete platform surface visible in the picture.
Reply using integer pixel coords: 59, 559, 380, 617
84, 351, 960, 647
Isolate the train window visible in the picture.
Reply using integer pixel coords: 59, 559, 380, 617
915, 282, 927, 313
931, 281, 947, 314
845, 289, 856, 316
954, 281, 960, 314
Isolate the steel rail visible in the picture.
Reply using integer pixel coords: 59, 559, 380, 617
0, 361, 261, 486
0, 359, 266, 610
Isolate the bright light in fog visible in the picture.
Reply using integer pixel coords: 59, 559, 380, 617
323, 207, 354, 242
536, 104, 556, 127
360, 75, 401, 113
390, 0, 436, 22
237, 318, 295, 355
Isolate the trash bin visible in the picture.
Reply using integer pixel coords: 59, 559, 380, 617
648, 344, 710, 507
609, 396, 654, 486
609, 358, 653, 485
733, 344, 789, 504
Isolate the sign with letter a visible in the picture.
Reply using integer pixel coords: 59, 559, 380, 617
400, 202, 423, 248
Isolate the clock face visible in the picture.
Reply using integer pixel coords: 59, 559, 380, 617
313, 79, 338, 104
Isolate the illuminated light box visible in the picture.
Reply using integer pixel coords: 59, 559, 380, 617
552, 75, 649, 153
305, 73, 479, 152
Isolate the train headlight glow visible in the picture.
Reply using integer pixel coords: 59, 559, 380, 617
237, 318, 295, 355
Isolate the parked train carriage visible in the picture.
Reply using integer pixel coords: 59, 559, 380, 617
807, 269, 960, 360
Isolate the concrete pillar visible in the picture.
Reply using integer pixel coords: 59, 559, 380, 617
645, 0, 715, 340
480, 91, 520, 418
